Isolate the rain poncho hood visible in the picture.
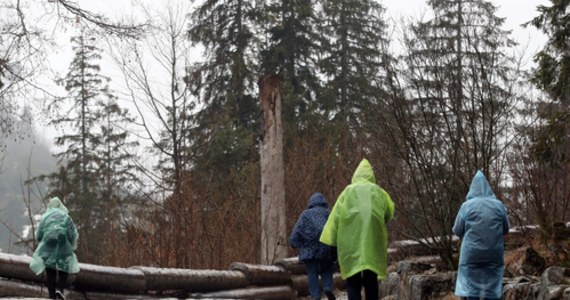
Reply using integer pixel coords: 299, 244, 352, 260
320, 159, 395, 279
30, 197, 79, 275
453, 171, 509, 299
289, 193, 333, 261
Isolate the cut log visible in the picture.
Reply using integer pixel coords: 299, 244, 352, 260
291, 273, 345, 297
0, 277, 48, 298
230, 262, 290, 285
67, 290, 169, 299
73, 263, 146, 293
290, 275, 309, 296
274, 257, 305, 275
192, 285, 296, 299
133, 266, 249, 292
0, 253, 42, 283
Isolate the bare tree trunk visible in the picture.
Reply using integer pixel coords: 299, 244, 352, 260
258, 74, 287, 264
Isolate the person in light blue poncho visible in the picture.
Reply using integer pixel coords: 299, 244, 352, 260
453, 171, 509, 300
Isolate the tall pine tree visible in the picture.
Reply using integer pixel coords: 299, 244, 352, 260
508, 0, 570, 247
47, 30, 139, 264
188, 0, 260, 178
317, 0, 390, 161
386, 0, 523, 268
187, 0, 262, 265
261, 0, 321, 132
91, 93, 140, 265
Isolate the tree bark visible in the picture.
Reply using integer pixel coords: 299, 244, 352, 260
230, 262, 290, 285
258, 74, 288, 264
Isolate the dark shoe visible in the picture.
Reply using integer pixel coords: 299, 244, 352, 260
55, 290, 65, 300
325, 290, 336, 300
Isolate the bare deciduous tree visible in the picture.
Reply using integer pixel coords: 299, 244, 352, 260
372, 0, 526, 268
108, 0, 198, 268
0, 0, 147, 139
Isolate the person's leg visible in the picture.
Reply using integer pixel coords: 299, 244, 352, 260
346, 272, 363, 300
45, 268, 57, 299
361, 270, 378, 300
57, 270, 69, 294
304, 260, 322, 300
319, 260, 335, 300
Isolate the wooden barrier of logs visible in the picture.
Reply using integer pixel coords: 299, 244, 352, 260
0, 253, 344, 299
3, 228, 536, 299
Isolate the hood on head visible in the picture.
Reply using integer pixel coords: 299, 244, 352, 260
307, 192, 328, 209
48, 196, 69, 214
351, 158, 376, 184
466, 170, 496, 200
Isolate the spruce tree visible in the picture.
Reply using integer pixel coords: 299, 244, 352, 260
91, 93, 140, 264
261, 0, 321, 132
509, 0, 570, 244
187, 0, 261, 252
528, 0, 570, 104
188, 0, 260, 167
316, 0, 390, 160
389, 0, 523, 268
47, 31, 138, 263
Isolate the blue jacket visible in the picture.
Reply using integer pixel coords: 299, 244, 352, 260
289, 193, 333, 261
453, 171, 509, 299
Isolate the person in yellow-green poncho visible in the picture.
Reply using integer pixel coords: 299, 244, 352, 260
320, 158, 395, 300
30, 197, 79, 299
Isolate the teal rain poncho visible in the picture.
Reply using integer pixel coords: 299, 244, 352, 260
453, 171, 509, 299
320, 159, 395, 280
29, 197, 79, 275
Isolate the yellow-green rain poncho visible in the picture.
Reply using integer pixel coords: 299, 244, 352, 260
29, 197, 80, 275
320, 159, 395, 280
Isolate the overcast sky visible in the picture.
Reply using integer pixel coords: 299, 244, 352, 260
79, 0, 550, 62
75, 0, 549, 49
386, 0, 548, 56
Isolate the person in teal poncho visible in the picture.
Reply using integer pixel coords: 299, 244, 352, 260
30, 197, 79, 299
453, 171, 509, 300
320, 159, 395, 300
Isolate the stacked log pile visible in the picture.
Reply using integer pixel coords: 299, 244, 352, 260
0, 226, 557, 299
0, 253, 345, 299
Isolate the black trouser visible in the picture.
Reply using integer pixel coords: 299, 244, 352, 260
346, 269, 378, 300
45, 268, 68, 299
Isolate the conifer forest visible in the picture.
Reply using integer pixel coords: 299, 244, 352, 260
0, 0, 569, 271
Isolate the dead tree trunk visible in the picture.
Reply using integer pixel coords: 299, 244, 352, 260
258, 74, 287, 264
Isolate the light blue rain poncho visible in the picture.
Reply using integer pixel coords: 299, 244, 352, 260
29, 197, 80, 275
453, 171, 509, 299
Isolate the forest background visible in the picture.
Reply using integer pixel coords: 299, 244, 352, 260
0, 0, 569, 271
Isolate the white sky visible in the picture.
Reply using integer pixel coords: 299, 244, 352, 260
75, 0, 550, 70
75, 0, 549, 50
384, 0, 548, 55
57, 0, 550, 73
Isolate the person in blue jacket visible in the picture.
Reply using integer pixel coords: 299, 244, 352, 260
289, 192, 336, 300
453, 171, 509, 300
